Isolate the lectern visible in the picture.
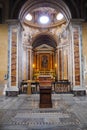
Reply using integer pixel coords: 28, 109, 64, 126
39, 86, 52, 108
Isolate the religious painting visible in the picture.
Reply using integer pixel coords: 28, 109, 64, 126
39, 53, 51, 70
41, 55, 48, 68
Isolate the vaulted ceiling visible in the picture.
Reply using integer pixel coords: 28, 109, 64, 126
0, 0, 87, 23
8, 0, 87, 21
0, 0, 87, 48
32, 34, 57, 49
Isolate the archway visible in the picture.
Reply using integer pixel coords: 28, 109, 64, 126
32, 33, 57, 80
6, 0, 84, 96
20, 0, 71, 82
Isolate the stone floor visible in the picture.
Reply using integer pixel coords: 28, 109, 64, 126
0, 94, 87, 130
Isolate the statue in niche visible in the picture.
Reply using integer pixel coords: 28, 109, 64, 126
41, 55, 48, 68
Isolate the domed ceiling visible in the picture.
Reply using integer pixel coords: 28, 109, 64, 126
24, 7, 66, 28
20, 0, 71, 48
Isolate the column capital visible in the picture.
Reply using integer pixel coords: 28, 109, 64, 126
6, 19, 20, 24
23, 45, 32, 50
6, 19, 24, 30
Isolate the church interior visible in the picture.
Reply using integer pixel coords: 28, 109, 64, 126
0, 0, 87, 129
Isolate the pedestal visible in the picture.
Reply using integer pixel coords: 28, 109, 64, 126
73, 86, 86, 96
6, 87, 19, 96
39, 86, 52, 108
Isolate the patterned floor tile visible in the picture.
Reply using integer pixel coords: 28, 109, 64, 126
0, 94, 87, 129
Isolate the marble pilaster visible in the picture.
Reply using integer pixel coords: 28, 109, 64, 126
70, 19, 86, 95
6, 20, 23, 96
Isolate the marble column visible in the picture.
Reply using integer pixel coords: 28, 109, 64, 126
28, 46, 33, 80
22, 47, 27, 80
56, 46, 59, 80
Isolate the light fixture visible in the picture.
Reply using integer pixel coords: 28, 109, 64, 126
32, 64, 35, 68
39, 15, 49, 24
25, 13, 32, 21
55, 64, 57, 68
56, 13, 64, 20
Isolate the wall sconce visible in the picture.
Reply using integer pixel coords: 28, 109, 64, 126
55, 64, 57, 68
32, 64, 35, 68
